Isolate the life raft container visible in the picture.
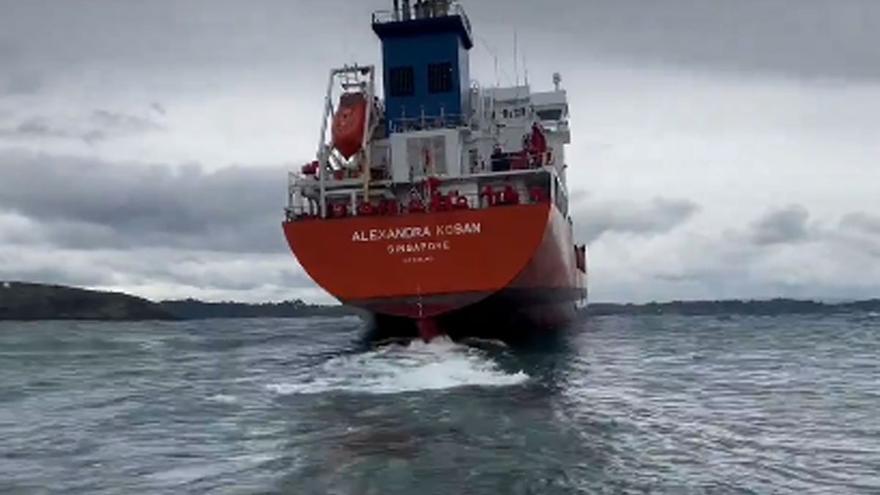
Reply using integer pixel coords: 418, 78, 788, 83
331, 92, 367, 159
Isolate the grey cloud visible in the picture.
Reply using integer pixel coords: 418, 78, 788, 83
90, 110, 163, 134
17, 119, 54, 136
833, 212, 880, 259
108, 253, 312, 293
5, 118, 72, 139
574, 197, 699, 243
155, 261, 313, 294
749, 204, 811, 245
4, 1, 878, 82
744, 205, 880, 259
81, 130, 107, 145
0, 262, 114, 289
627, 206, 880, 302
0, 245, 316, 302
0, 151, 289, 254
0, 213, 42, 246
840, 212, 880, 236
3, 71, 43, 95
476, 0, 880, 81
0, 0, 360, 77
0, 110, 163, 144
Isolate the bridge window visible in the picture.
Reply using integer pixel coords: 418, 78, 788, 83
389, 66, 415, 97
428, 62, 454, 94
537, 108, 563, 121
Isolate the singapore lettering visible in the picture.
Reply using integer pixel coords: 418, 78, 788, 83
387, 240, 450, 255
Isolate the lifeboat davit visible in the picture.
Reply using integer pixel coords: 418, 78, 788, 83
331, 92, 367, 159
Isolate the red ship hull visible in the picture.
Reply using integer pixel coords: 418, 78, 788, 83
283, 202, 586, 340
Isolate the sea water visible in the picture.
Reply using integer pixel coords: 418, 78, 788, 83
0, 314, 878, 494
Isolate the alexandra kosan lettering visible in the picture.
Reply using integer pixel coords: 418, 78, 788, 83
351, 222, 481, 243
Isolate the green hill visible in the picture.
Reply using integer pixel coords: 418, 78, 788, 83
158, 298, 359, 319
0, 282, 176, 321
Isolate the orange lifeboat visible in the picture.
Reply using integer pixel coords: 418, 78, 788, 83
331, 92, 367, 159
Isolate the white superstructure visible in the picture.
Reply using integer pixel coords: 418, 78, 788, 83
286, 2, 573, 222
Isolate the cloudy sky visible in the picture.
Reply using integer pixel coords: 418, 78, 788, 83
1, 0, 879, 303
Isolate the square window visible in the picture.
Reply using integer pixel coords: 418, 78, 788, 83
428, 62, 454, 94
389, 67, 415, 97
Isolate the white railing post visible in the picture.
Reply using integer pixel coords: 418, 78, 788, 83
317, 69, 336, 219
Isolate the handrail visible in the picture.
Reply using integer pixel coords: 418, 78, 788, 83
291, 164, 559, 188
285, 186, 551, 222
388, 113, 467, 133
372, 2, 472, 40
286, 167, 562, 220
452, 3, 472, 37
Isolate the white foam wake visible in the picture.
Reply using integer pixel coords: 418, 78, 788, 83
206, 394, 238, 404
266, 338, 528, 395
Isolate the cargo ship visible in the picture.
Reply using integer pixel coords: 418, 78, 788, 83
283, 0, 587, 341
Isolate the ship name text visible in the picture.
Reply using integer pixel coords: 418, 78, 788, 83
351, 222, 481, 243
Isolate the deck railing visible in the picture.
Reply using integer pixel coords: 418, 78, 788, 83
371, 2, 472, 39
388, 113, 466, 133
286, 167, 561, 221
286, 189, 547, 222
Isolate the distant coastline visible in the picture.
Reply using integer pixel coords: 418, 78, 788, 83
1, 282, 878, 321
0, 282, 356, 321
587, 299, 880, 316
0, 282, 177, 321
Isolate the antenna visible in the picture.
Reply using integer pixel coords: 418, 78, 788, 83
477, 36, 509, 87
513, 30, 519, 87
